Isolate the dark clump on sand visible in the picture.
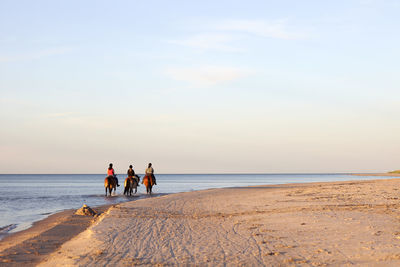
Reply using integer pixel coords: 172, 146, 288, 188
75, 204, 98, 216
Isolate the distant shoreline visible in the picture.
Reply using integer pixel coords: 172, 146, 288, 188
351, 173, 400, 177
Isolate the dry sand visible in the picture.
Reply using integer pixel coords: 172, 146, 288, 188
2, 179, 400, 266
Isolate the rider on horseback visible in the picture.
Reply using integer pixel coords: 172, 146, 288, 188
145, 163, 156, 185
127, 165, 135, 177
127, 165, 139, 184
107, 163, 120, 187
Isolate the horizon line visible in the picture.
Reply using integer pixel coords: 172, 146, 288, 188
0, 172, 383, 175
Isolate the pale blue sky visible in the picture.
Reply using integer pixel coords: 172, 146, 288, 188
1, 0, 399, 173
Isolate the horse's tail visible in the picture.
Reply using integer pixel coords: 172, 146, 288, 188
124, 178, 129, 188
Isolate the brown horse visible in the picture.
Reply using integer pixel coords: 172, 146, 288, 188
142, 174, 156, 195
124, 175, 140, 196
104, 175, 117, 196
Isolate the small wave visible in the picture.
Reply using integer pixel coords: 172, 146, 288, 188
82, 194, 109, 198
0, 196, 56, 201
0, 224, 17, 234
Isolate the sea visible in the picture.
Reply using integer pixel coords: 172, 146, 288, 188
0, 173, 391, 239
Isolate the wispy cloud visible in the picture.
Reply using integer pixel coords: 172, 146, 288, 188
168, 33, 242, 52
0, 46, 74, 63
216, 19, 306, 40
169, 18, 306, 52
165, 66, 248, 87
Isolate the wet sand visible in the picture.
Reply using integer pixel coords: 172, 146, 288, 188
2, 178, 400, 266
0, 205, 112, 266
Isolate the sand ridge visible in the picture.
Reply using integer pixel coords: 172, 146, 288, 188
36, 179, 400, 266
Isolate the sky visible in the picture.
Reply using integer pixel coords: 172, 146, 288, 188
0, 0, 399, 174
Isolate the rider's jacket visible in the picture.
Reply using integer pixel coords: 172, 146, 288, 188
145, 167, 154, 175
127, 168, 135, 177
107, 168, 115, 176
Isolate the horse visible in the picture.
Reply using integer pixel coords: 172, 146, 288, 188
104, 175, 117, 196
142, 174, 156, 195
124, 175, 140, 196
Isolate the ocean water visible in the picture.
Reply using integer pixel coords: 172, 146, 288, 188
0, 173, 390, 238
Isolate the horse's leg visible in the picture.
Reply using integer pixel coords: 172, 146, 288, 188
105, 187, 107, 196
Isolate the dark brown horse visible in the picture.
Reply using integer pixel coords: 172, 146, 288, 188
104, 175, 117, 196
124, 175, 140, 196
142, 174, 156, 195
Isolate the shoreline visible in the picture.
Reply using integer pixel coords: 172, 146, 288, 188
1, 173, 384, 241
2, 177, 400, 265
0, 173, 393, 240
0, 193, 166, 266
0, 204, 113, 266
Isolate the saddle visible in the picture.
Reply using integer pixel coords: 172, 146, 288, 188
143, 174, 156, 186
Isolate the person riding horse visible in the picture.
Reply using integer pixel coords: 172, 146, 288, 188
145, 163, 156, 185
142, 163, 156, 194
127, 165, 139, 183
124, 164, 140, 196
107, 163, 120, 187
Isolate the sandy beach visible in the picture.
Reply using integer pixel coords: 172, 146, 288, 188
2, 178, 400, 266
